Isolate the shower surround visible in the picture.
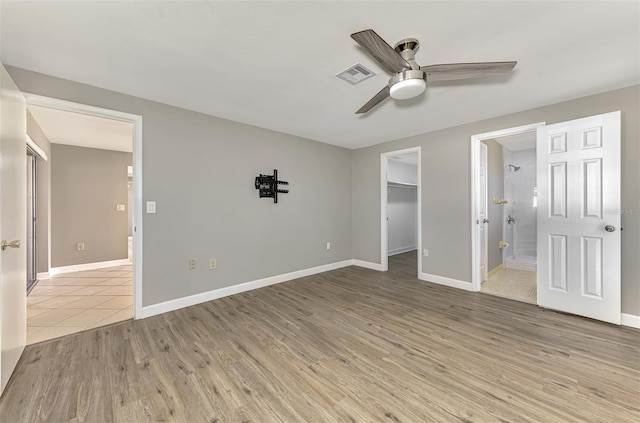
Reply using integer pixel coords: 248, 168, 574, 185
503, 148, 537, 271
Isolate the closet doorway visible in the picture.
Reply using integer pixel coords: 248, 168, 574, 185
380, 147, 421, 276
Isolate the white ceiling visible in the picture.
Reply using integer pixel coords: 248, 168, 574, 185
28, 105, 133, 153
2, 1, 639, 150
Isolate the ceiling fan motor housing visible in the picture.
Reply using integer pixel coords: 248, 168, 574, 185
388, 37, 427, 100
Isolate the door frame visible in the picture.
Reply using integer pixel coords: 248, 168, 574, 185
24, 94, 144, 319
470, 122, 545, 292
380, 147, 422, 274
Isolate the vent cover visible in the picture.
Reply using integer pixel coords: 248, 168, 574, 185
336, 63, 376, 85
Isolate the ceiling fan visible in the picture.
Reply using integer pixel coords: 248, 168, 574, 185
351, 29, 517, 114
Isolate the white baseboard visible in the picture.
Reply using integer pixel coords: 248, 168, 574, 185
36, 272, 50, 280
141, 260, 353, 319
388, 246, 417, 256
50, 259, 130, 275
419, 272, 473, 291
621, 313, 640, 329
351, 259, 385, 271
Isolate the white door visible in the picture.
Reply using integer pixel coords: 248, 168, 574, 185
537, 111, 620, 324
0, 65, 27, 395
479, 143, 488, 282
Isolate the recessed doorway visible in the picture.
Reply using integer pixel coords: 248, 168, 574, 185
23, 95, 143, 344
380, 147, 421, 276
471, 123, 544, 304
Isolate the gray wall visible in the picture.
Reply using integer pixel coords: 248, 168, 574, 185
51, 144, 131, 267
387, 185, 417, 255
387, 159, 418, 255
483, 139, 503, 272
7, 65, 638, 316
388, 160, 418, 184
352, 85, 640, 315
26, 110, 51, 274
6, 66, 353, 307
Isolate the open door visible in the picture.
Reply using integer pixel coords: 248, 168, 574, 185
537, 111, 621, 324
0, 65, 27, 395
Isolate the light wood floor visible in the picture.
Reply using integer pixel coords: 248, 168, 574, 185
1, 252, 638, 422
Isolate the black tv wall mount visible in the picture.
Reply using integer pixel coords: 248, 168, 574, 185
254, 169, 289, 203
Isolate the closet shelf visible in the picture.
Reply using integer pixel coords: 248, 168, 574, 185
388, 181, 418, 188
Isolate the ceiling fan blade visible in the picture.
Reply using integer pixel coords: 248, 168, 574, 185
421, 61, 517, 81
351, 29, 411, 74
356, 86, 390, 114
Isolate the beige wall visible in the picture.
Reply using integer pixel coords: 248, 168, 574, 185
352, 85, 640, 315
6, 66, 353, 307
51, 144, 131, 267
26, 110, 51, 274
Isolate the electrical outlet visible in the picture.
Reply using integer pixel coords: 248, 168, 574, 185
209, 259, 217, 270
189, 259, 197, 270
326, 242, 331, 250
116, 204, 126, 211
423, 248, 429, 257
77, 243, 85, 251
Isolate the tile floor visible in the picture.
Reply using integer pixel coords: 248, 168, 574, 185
27, 265, 133, 344
481, 267, 537, 304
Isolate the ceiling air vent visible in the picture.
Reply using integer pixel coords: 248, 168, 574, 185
336, 63, 376, 85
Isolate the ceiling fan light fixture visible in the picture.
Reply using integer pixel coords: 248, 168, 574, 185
388, 69, 427, 100
389, 78, 426, 100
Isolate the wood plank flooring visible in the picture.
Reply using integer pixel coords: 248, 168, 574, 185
1, 251, 638, 422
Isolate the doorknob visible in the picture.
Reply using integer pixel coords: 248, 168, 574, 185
483, 219, 490, 223
604, 225, 616, 232
1, 240, 20, 251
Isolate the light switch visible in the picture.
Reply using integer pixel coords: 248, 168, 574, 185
146, 201, 156, 213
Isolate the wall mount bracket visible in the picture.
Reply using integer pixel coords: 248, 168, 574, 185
254, 169, 289, 203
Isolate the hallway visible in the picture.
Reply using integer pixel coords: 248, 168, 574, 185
27, 265, 132, 344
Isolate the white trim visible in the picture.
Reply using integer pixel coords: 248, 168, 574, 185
381, 153, 389, 272
49, 259, 130, 275
26, 135, 48, 161
24, 94, 144, 320
380, 147, 422, 276
141, 260, 353, 319
419, 272, 474, 291
470, 122, 545, 292
36, 272, 49, 280
388, 246, 417, 256
621, 313, 640, 329
351, 259, 385, 271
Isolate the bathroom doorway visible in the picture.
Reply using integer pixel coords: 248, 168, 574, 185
485, 135, 537, 303
471, 123, 544, 304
